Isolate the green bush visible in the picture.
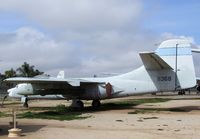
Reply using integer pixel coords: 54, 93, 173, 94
55, 104, 66, 113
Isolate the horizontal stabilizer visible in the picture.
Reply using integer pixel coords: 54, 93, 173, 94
192, 49, 200, 53
196, 77, 200, 84
139, 52, 173, 70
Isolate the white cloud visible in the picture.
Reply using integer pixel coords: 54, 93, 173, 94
0, 0, 142, 31
0, 0, 155, 77
0, 27, 79, 74
0, 26, 160, 77
161, 32, 196, 44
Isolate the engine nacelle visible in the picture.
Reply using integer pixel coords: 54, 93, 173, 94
98, 83, 113, 99
83, 83, 113, 100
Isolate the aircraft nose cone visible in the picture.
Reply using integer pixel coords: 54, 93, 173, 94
8, 91, 12, 97
7, 88, 12, 93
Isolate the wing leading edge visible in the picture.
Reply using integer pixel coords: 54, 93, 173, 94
4, 77, 105, 87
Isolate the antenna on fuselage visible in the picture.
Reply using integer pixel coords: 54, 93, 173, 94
175, 44, 178, 91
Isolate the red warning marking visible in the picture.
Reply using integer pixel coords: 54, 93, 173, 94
106, 83, 112, 97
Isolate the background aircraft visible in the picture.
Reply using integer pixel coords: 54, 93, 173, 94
5, 39, 200, 109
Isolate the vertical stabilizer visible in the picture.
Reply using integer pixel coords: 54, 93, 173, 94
57, 71, 65, 79
155, 39, 196, 89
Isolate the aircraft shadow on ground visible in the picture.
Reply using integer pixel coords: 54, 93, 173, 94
28, 103, 200, 113
84, 102, 139, 112
25, 101, 139, 111
167, 106, 200, 112
127, 106, 200, 113
6, 97, 200, 113
26, 102, 139, 114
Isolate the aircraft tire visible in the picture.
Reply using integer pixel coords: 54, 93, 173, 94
178, 90, 185, 95
77, 100, 84, 109
92, 100, 101, 108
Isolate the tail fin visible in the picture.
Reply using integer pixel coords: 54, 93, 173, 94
155, 39, 196, 89
57, 71, 65, 79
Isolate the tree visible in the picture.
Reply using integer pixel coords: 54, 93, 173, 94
4, 68, 17, 78
16, 62, 44, 77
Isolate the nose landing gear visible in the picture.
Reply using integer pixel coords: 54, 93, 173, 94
22, 97, 29, 108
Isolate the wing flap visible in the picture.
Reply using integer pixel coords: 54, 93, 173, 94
139, 52, 173, 70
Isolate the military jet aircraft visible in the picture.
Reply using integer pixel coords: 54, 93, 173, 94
5, 39, 200, 109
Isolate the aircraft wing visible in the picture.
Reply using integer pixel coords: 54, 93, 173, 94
4, 77, 105, 87
139, 52, 173, 70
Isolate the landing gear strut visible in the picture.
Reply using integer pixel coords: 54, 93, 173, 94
92, 100, 101, 108
1, 95, 7, 107
23, 97, 29, 108
77, 100, 84, 109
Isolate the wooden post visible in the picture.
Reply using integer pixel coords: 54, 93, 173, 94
8, 108, 22, 137
12, 109, 14, 128
13, 109, 16, 129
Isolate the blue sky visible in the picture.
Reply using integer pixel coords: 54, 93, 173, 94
0, 11, 45, 33
0, 0, 199, 76
143, 0, 200, 43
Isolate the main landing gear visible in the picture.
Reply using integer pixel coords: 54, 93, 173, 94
71, 99, 84, 109
92, 100, 101, 108
178, 90, 185, 95
71, 99, 101, 109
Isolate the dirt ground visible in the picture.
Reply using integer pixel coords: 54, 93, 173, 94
1, 94, 200, 139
